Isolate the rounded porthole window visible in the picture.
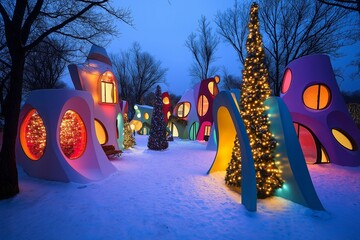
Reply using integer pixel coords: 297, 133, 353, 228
214, 75, 220, 83
303, 84, 331, 110
144, 112, 149, 120
20, 109, 47, 160
176, 102, 191, 118
163, 97, 170, 105
332, 129, 355, 151
198, 95, 209, 117
94, 119, 107, 145
281, 68, 292, 94
59, 110, 87, 159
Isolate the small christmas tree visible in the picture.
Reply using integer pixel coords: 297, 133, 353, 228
147, 85, 169, 150
239, 2, 283, 198
123, 113, 136, 149
225, 135, 242, 188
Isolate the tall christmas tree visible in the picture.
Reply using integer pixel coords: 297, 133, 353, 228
239, 2, 283, 199
123, 113, 136, 149
225, 135, 242, 188
147, 85, 169, 150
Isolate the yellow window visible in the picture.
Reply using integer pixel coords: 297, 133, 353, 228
94, 119, 107, 145
198, 95, 209, 117
332, 129, 354, 151
100, 71, 116, 104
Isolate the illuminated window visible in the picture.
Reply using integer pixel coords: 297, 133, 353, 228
208, 81, 218, 96
214, 75, 220, 83
320, 146, 330, 163
100, 71, 116, 104
94, 119, 107, 145
163, 97, 170, 105
197, 95, 209, 117
332, 129, 355, 151
204, 125, 211, 136
177, 102, 190, 118
167, 111, 171, 120
294, 122, 318, 164
144, 112, 149, 120
60, 110, 86, 159
303, 84, 330, 110
168, 122, 179, 137
20, 109, 46, 160
281, 68, 292, 94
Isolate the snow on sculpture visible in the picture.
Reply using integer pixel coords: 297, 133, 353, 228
16, 89, 117, 183
68, 45, 124, 150
280, 54, 360, 166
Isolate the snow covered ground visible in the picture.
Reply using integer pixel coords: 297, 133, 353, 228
1, 135, 360, 240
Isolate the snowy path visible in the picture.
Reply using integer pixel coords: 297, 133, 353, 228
1, 135, 360, 240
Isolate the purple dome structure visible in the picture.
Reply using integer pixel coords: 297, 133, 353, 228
280, 54, 360, 166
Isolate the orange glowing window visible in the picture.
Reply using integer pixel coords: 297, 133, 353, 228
198, 95, 209, 117
214, 75, 220, 83
94, 119, 107, 145
204, 125, 211, 136
281, 68, 292, 94
20, 109, 46, 160
144, 112, 149, 120
332, 129, 355, 151
100, 71, 117, 104
163, 97, 170, 105
208, 81, 218, 96
167, 111, 171, 120
177, 102, 190, 118
60, 110, 87, 159
303, 84, 330, 110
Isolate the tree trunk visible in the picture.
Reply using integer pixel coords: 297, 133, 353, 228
0, 51, 25, 199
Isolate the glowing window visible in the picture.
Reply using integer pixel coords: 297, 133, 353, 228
303, 84, 330, 110
320, 146, 330, 163
294, 122, 318, 164
332, 129, 354, 150
189, 122, 199, 140
281, 68, 292, 94
163, 97, 170, 105
100, 71, 116, 104
144, 112, 149, 120
214, 75, 220, 83
197, 95, 209, 117
167, 111, 171, 120
20, 109, 46, 160
177, 102, 190, 118
94, 119, 107, 145
60, 110, 86, 159
204, 125, 211, 136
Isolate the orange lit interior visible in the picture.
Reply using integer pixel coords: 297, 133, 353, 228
59, 110, 87, 159
303, 84, 330, 110
197, 95, 209, 117
100, 71, 117, 104
177, 102, 190, 118
332, 129, 354, 150
20, 109, 47, 160
163, 97, 170, 105
214, 75, 220, 83
281, 69, 292, 94
94, 119, 107, 145
144, 112, 149, 120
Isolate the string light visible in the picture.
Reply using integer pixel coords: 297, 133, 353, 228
59, 110, 86, 159
123, 113, 136, 149
226, 2, 283, 198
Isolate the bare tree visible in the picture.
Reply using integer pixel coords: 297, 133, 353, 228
112, 42, 167, 117
0, 0, 132, 199
23, 37, 68, 97
186, 15, 219, 83
216, 0, 355, 96
215, 0, 250, 65
221, 68, 242, 90
318, 0, 360, 13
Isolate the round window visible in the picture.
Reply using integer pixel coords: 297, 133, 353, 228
20, 109, 47, 160
303, 84, 330, 110
59, 110, 87, 159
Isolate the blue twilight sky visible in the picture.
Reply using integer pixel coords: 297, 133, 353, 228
65, 0, 360, 96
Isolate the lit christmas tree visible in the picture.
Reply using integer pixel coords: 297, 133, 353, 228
123, 113, 136, 149
239, 2, 283, 198
225, 135, 241, 188
147, 85, 168, 150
